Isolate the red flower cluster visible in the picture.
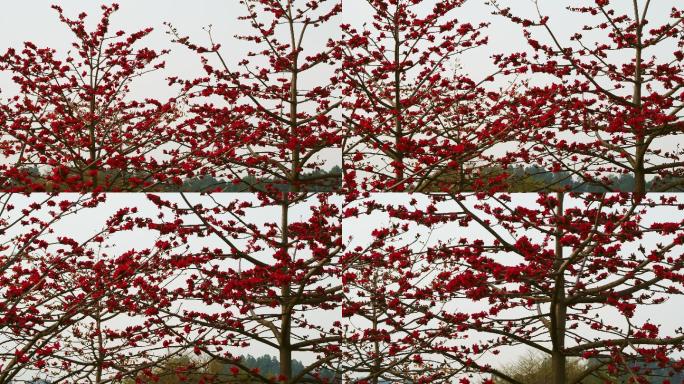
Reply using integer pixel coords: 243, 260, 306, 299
0, 1, 683, 384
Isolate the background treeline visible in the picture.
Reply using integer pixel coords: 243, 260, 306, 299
15, 163, 683, 192
420, 165, 684, 192
8, 166, 342, 192
21, 354, 340, 384
181, 166, 343, 192
490, 354, 684, 384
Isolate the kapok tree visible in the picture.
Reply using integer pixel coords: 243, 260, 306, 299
417, 193, 684, 384
338, 0, 522, 193
169, 0, 343, 192
0, 4, 196, 192
0, 194, 97, 383
492, 0, 684, 193
341, 195, 479, 384
0, 194, 184, 383
138, 192, 343, 383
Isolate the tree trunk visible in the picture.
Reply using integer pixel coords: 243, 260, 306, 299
551, 348, 566, 384
634, 167, 646, 195
280, 317, 293, 381
280, 194, 293, 381
551, 193, 567, 384
287, 1, 300, 193
95, 303, 104, 384
393, 12, 404, 185
371, 272, 381, 384
632, 14, 645, 196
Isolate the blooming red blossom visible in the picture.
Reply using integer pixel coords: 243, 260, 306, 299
0, 4, 206, 191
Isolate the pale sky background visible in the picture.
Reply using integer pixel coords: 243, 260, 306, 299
0, 0, 681, 174
0, 0, 343, 102
3, 192, 683, 383
0, 0, 679, 98
1, 0, 683, 381
1, 193, 342, 381
0, 0, 343, 170
345, 193, 684, 380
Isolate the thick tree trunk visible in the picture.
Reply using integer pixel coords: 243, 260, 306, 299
371, 272, 381, 384
288, 2, 300, 193
551, 347, 566, 384
280, 194, 293, 381
283, 6, 297, 367
552, 193, 567, 384
95, 303, 104, 384
632, 15, 645, 196
634, 167, 646, 195
393, 16, 404, 185
280, 315, 293, 381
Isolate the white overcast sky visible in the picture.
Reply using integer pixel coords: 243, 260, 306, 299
5, 192, 683, 381
0, 0, 679, 96
0, 0, 347, 169
1, 0, 683, 380
0, 0, 335, 99
345, 193, 684, 375
1, 193, 342, 380
0, 1, 681, 172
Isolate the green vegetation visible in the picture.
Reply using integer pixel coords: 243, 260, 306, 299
117, 354, 339, 384
180, 166, 342, 192
490, 353, 603, 384
5, 166, 343, 192
489, 353, 684, 384
418, 165, 684, 192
